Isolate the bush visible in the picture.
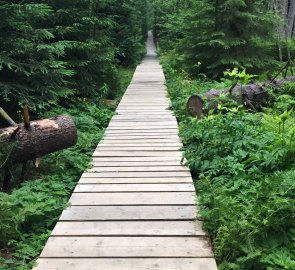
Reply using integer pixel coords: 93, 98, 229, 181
164, 58, 295, 269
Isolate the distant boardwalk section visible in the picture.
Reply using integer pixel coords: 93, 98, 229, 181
33, 32, 217, 270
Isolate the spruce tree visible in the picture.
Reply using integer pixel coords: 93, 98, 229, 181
154, 0, 279, 78
0, 1, 71, 110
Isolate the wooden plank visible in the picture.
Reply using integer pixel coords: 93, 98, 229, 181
105, 129, 179, 133
87, 166, 189, 172
60, 205, 197, 221
34, 258, 217, 270
79, 177, 193, 184
40, 236, 213, 258
99, 140, 182, 144
92, 151, 183, 157
99, 142, 182, 146
52, 221, 205, 236
99, 143, 182, 146
82, 171, 191, 178
112, 113, 176, 118
104, 131, 179, 134
74, 183, 194, 193
69, 192, 196, 205
103, 135, 180, 139
95, 147, 181, 151
90, 161, 185, 167
91, 156, 184, 161
106, 126, 178, 129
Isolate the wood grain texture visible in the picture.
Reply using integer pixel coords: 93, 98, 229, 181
34, 258, 217, 270
69, 192, 196, 205
82, 171, 191, 178
40, 236, 213, 258
52, 221, 205, 236
60, 205, 197, 221
79, 177, 193, 184
74, 183, 194, 192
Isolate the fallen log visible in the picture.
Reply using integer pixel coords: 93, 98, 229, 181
0, 115, 78, 163
187, 76, 295, 118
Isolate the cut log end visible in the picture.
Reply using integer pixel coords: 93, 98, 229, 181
187, 95, 203, 118
0, 115, 78, 163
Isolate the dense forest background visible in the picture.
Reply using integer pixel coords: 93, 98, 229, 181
0, 0, 295, 270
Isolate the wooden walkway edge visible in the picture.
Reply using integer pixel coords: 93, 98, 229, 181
33, 32, 217, 270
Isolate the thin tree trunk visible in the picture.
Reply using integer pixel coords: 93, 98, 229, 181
287, 0, 295, 37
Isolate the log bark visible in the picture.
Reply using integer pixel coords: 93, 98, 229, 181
0, 115, 77, 163
187, 76, 295, 118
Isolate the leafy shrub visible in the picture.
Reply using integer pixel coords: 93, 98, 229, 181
164, 58, 295, 270
0, 99, 116, 269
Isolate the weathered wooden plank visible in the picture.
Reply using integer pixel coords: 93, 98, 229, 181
106, 126, 178, 130
108, 121, 176, 126
87, 166, 189, 172
103, 136, 181, 140
52, 221, 204, 236
104, 130, 179, 134
69, 192, 196, 205
92, 151, 183, 157
40, 236, 213, 258
82, 171, 191, 178
91, 156, 184, 162
105, 129, 179, 133
33, 258, 217, 270
95, 147, 181, 152
74, 183, 194, 193
79, 177, 192, 184
112, 115, 175, 118
90, 161, 184, 167
99, 139, 182, 144
99, 142, 183, 147
60, 205, 197, 221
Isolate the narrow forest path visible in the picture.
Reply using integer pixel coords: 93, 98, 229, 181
33, 32, 217, 270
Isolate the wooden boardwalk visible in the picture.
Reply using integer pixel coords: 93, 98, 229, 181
33, 33, 217, 270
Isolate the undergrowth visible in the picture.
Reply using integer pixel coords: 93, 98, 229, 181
0, 68, 134, 270
162, 58, 295, 270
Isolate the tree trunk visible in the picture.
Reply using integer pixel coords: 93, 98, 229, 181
187, 76, 295, 118
0, 115, 77, 163
287, 0, 295, 37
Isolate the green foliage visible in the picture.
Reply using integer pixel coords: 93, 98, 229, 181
163, 57, 295, 270
0, 0, 148, 110
0, 99, 115, 269
153, 0, 280, 78
0, 2, 72, 109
